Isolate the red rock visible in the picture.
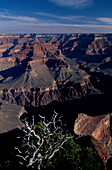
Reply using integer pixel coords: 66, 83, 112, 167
74, 113, 112, 167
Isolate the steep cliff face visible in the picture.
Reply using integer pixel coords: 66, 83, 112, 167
0, 33, 107, 106
0, 33, 112, 131
74, 113, 112, 166
0, 79, 98, 107
0, 34, 112, 94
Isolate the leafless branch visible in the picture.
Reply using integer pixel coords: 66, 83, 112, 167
15, 111, 79, 169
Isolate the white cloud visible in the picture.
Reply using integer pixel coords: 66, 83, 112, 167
0, 12, 38, 22
48, 0, 93, 9
0, 11, 111, 33
97, 17, 112, 25
35, 12, 85, 21
0, 20, 112, 34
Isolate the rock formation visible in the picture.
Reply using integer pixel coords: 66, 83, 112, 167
0, 33, 112, 107
74, 113, 112, 167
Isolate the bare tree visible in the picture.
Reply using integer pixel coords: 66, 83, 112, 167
15, 111, 73, 169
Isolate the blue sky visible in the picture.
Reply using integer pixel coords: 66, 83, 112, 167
0, 0, 112, 33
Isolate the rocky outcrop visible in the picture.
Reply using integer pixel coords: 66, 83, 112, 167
74, 113, 112, 166
0, 78, 98, 107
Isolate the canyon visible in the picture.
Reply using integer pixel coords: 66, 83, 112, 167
0, 33, 110, 107
0, 33, 112, 168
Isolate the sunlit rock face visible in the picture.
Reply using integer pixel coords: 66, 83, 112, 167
74, 113, 112, 165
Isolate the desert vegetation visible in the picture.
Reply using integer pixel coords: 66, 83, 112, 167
0, 112, 104, 170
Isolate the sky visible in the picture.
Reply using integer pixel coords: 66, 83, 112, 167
0, 0, 112, 33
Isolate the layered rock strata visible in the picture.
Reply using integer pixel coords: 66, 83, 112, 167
74, 113, 112, 166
